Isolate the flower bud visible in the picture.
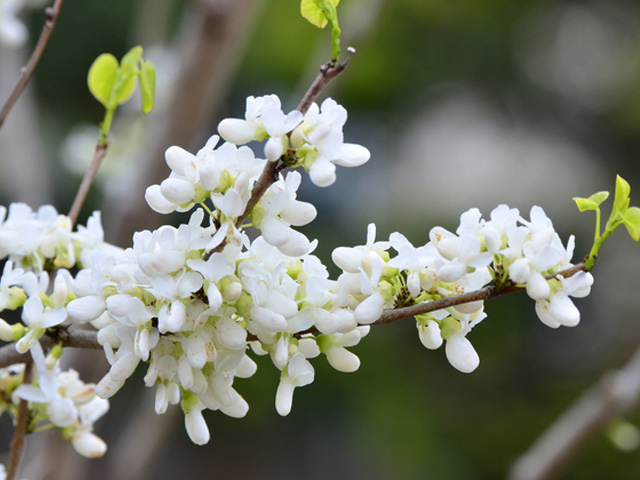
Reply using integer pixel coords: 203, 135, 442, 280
160, 178, 195, 205
217, 118, 257, 145
72, 431, 108, 458
326, 346, 360, 372
445, 334, 479, 373
417, 320, 443, 350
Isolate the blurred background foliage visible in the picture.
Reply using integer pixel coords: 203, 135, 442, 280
1, 0, 640, 478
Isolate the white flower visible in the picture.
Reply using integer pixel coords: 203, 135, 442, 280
535, 271, 594, 328
275, 352, 314, 416
15, 295, 67, 353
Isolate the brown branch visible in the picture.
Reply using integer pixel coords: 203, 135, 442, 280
506, 343, 640, 480
0, 327, 100, 369
0, 0, 64, 130
203, 49, 356, 260
7, 359, 33, 480
68, 143, 108, 227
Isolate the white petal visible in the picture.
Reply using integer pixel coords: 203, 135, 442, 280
72, 431, 108, 458
66, 296, 106, 324
549, 293, 580, 327
275, 378, 294, 416
309, 158, 336, 187
326, 346, 360, 372
334, 143, 370, 167
185, 407, 210, 445
217, 119, 257, 145
353, 292, 384, 324
445, 334, 480, 373
418, 320, 443, 350
145, 185, 177, 214
160, 178, 195, 205
164, 146, 194, 175
526, 272, 550, 300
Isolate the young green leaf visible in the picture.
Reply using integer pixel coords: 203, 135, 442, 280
623, 206, 640, 241
301, 0, 339, 28
87, 54, 118, 108
573, 197, 598, 212
112, 69, 138, 106
120, 46, 143, 71
139, 60, 156, 114
587, 191, 609, 206
613, 175, 631, 215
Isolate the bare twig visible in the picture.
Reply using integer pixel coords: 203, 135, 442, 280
0, 0, 64, 130
68, 143, 108, 227
507, 343, 640, 480
7, 359, 33, 480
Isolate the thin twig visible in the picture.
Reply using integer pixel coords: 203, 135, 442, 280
297, 47, 355, 114
507, 343, 640, 480
203, 49, 356, 260
6, 359, 33, 480
68, 144, 108, 227
0, 0, 65, 130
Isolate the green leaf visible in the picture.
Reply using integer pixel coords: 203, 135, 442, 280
121, 46, 143, 71
587, 191, 609, 206
301, 0, 339, 28
613, 175, 631, 215
573, 197, 598, 212
112, 69, 138, 106
139, 60, 156, 114
87, 54, 118, 108
623, 206, 640, 241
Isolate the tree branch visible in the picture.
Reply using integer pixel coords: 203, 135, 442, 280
507, 343, 640, 480
0, 0, 64, 130
7, 359, 33, 480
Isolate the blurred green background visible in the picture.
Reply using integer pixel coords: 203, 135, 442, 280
1, 0, 640, 479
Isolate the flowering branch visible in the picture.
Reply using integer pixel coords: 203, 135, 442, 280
203, 49, 355, 260
0, 263, 588, 369
507, 343, 640, 480
375, 263, 588, 326
6, 359, 32, 480
0, 0, 64, 130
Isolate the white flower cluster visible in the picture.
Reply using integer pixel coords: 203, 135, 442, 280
0, 204, 111, 457
12, 343, 109, 457
0, 94, 593, 450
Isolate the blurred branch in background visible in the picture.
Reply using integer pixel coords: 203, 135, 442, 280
508, 342, 640, 480
105, 0, 262, 247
